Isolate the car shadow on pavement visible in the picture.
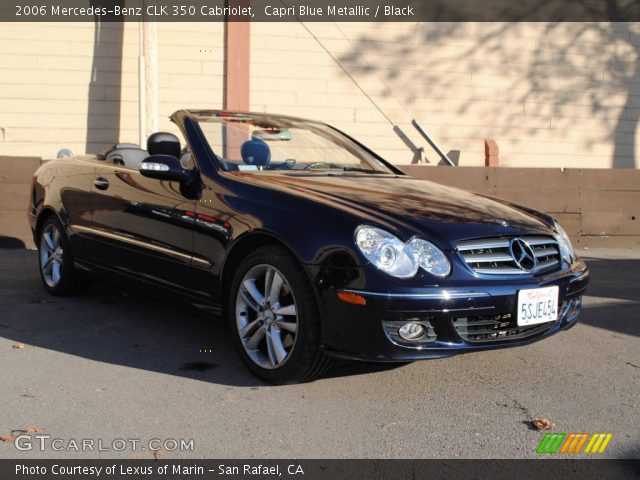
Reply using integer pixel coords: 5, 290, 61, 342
578, 256, 640, 338
1, 250, 637, 386
0, 250, 406, 387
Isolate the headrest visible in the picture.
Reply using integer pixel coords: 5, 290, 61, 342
147, 132, 181, 158
106, 148, 149, 169
97, 143, 142, 160
240, 139, 271, 166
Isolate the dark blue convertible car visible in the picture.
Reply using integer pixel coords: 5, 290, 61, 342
28, 110, 589, 383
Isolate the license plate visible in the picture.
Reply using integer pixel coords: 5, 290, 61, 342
517, 286, 559, 326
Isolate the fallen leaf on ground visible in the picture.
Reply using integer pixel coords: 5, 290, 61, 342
0, 436, 14, 442
531, 418, 554, 430
11, 427, 43, 435
12, 344, 25, 349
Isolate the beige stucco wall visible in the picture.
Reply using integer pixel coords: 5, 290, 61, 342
251, 22, 640, 168
1, 21, 638, 168
0, 22, 224, 157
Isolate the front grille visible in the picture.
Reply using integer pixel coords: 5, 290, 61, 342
453, 313, 555, 342
457, 236, 560, 275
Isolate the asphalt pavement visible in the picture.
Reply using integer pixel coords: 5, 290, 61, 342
0, 248, 638, 459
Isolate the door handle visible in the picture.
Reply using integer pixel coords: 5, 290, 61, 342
94, 177, 109, 190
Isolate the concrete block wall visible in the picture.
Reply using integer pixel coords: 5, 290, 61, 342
401, 166, 640, 248
1, 156, 638, 249
0, 156, 43, 248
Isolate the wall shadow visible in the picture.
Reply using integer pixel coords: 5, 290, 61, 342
577, 256, 640, 338
85, 2, 124, 154
338, 10, 638, 168
0, 236, 26, 249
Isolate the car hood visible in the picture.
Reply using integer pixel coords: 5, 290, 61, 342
239, 172, 554, 248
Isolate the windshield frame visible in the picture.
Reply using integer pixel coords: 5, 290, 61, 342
182, 109, 404, 176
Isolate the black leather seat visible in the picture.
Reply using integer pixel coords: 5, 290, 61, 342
98, 143, 148, 169
98, 133, 182, 170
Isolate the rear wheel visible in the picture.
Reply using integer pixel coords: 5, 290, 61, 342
38, 216, 83, 295
228, 246, 330, 384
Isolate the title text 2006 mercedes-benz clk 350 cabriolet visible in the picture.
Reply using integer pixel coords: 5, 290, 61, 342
29, 110, 589, 383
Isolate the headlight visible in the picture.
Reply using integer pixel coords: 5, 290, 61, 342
408, 238, 451, 277
355, 226, 418, 278
554, 220, 575, 264
354, 226, 451, 279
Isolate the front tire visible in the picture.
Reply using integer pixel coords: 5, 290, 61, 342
228, 246, 330, 384
37, 216, 83, 296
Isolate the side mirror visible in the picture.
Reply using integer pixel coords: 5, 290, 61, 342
139, 155, 192, 183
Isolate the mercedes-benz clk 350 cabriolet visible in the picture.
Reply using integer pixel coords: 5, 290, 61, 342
29, 110, 589, 383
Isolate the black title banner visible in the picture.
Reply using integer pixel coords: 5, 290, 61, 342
2, 459, 640, 480
2, 0, 640, 22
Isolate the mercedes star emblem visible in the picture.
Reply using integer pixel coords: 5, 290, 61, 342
509, 238, 537, 271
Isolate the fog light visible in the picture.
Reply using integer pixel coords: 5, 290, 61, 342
398, 322, 425, 341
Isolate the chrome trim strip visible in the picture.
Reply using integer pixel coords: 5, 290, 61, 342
71, 225, 212, 268
474, 267, 529, 275
192, 256, 213, 267
461, 253, 513, 263
533, 258, 558, 271
474, 262, 557, 275
522, 236, 556, 246
533, 247, 559, 257
340, 289, 490, 299
457, 238, 509, 250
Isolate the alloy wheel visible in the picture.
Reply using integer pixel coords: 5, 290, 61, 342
235, 264, 299, 370
40, 223, 64, 288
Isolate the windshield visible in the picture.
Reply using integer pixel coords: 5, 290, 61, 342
192, 111, 393, 174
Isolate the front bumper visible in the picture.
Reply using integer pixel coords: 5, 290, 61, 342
319, 261, 589, 362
